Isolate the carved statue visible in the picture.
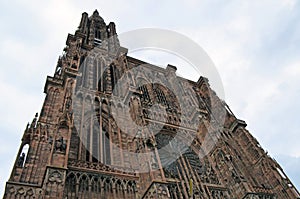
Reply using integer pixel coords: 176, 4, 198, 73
146, 137, 156, 148
48, 136, 53, 145
54, 137, 67, 152
66, 97, 72, 109
17, 152, 25, 167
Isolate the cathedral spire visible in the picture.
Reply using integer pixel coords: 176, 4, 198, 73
93, 9, 99, 16
91, 9, 104, 21
75, 10, 119, 51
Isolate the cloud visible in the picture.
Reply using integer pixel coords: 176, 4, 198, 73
275, 154, 300, 191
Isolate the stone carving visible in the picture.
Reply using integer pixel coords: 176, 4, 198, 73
244, 193, 275, 199
68, 160, 136, 176
54, 137, 67, 152
202, 164, 219, 184
210, 188, 229, 199
143, 182, 169, 199
64, 170, 137, 198
48, 169, 64, 184
48, 136, 53, 146
4, 183, 44, 198
17, 152, 25, 167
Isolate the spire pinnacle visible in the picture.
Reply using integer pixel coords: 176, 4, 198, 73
93, 9, 99, 16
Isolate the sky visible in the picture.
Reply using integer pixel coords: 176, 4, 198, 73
0, 0, 300, 196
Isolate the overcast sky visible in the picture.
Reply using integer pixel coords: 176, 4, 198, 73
0, 0, 300, 196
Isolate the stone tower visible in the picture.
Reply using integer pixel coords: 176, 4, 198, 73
3, 10, 300, 199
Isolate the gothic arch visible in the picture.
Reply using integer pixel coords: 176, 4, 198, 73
64, 172, 77, 196
78, 174, 89, 192
16, 143, 30, 168
46, 87, 54, 101
96, 57, 106, 92
127, 71, 135, 86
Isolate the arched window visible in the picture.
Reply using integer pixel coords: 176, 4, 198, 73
92, 58, 98, 90
17, 144, 29, 167
103, 178, 112, 193
154, 85, 167, 106
92, 120, 100, 162
95, 30, 101, 39
94, 29, 102, 45
139, 84, 150, 103
102, 67, 110, 92
79, 174, 89, 193
102, 128, 111, 165
110, 64, 120, 94
115, 180, 125, 197
91, 177, 101, 193
97, 59, 105, 92
64, 172, 76, 197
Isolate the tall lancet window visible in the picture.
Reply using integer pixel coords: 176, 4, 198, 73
94, 29, 102, 45
17, 144, 29, 167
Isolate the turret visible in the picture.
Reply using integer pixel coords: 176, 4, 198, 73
74, 10, 120, 52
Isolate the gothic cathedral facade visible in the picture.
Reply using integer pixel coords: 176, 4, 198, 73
3, 10, 300, 199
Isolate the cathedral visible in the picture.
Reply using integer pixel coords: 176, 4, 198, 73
3, 10, 300, 199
